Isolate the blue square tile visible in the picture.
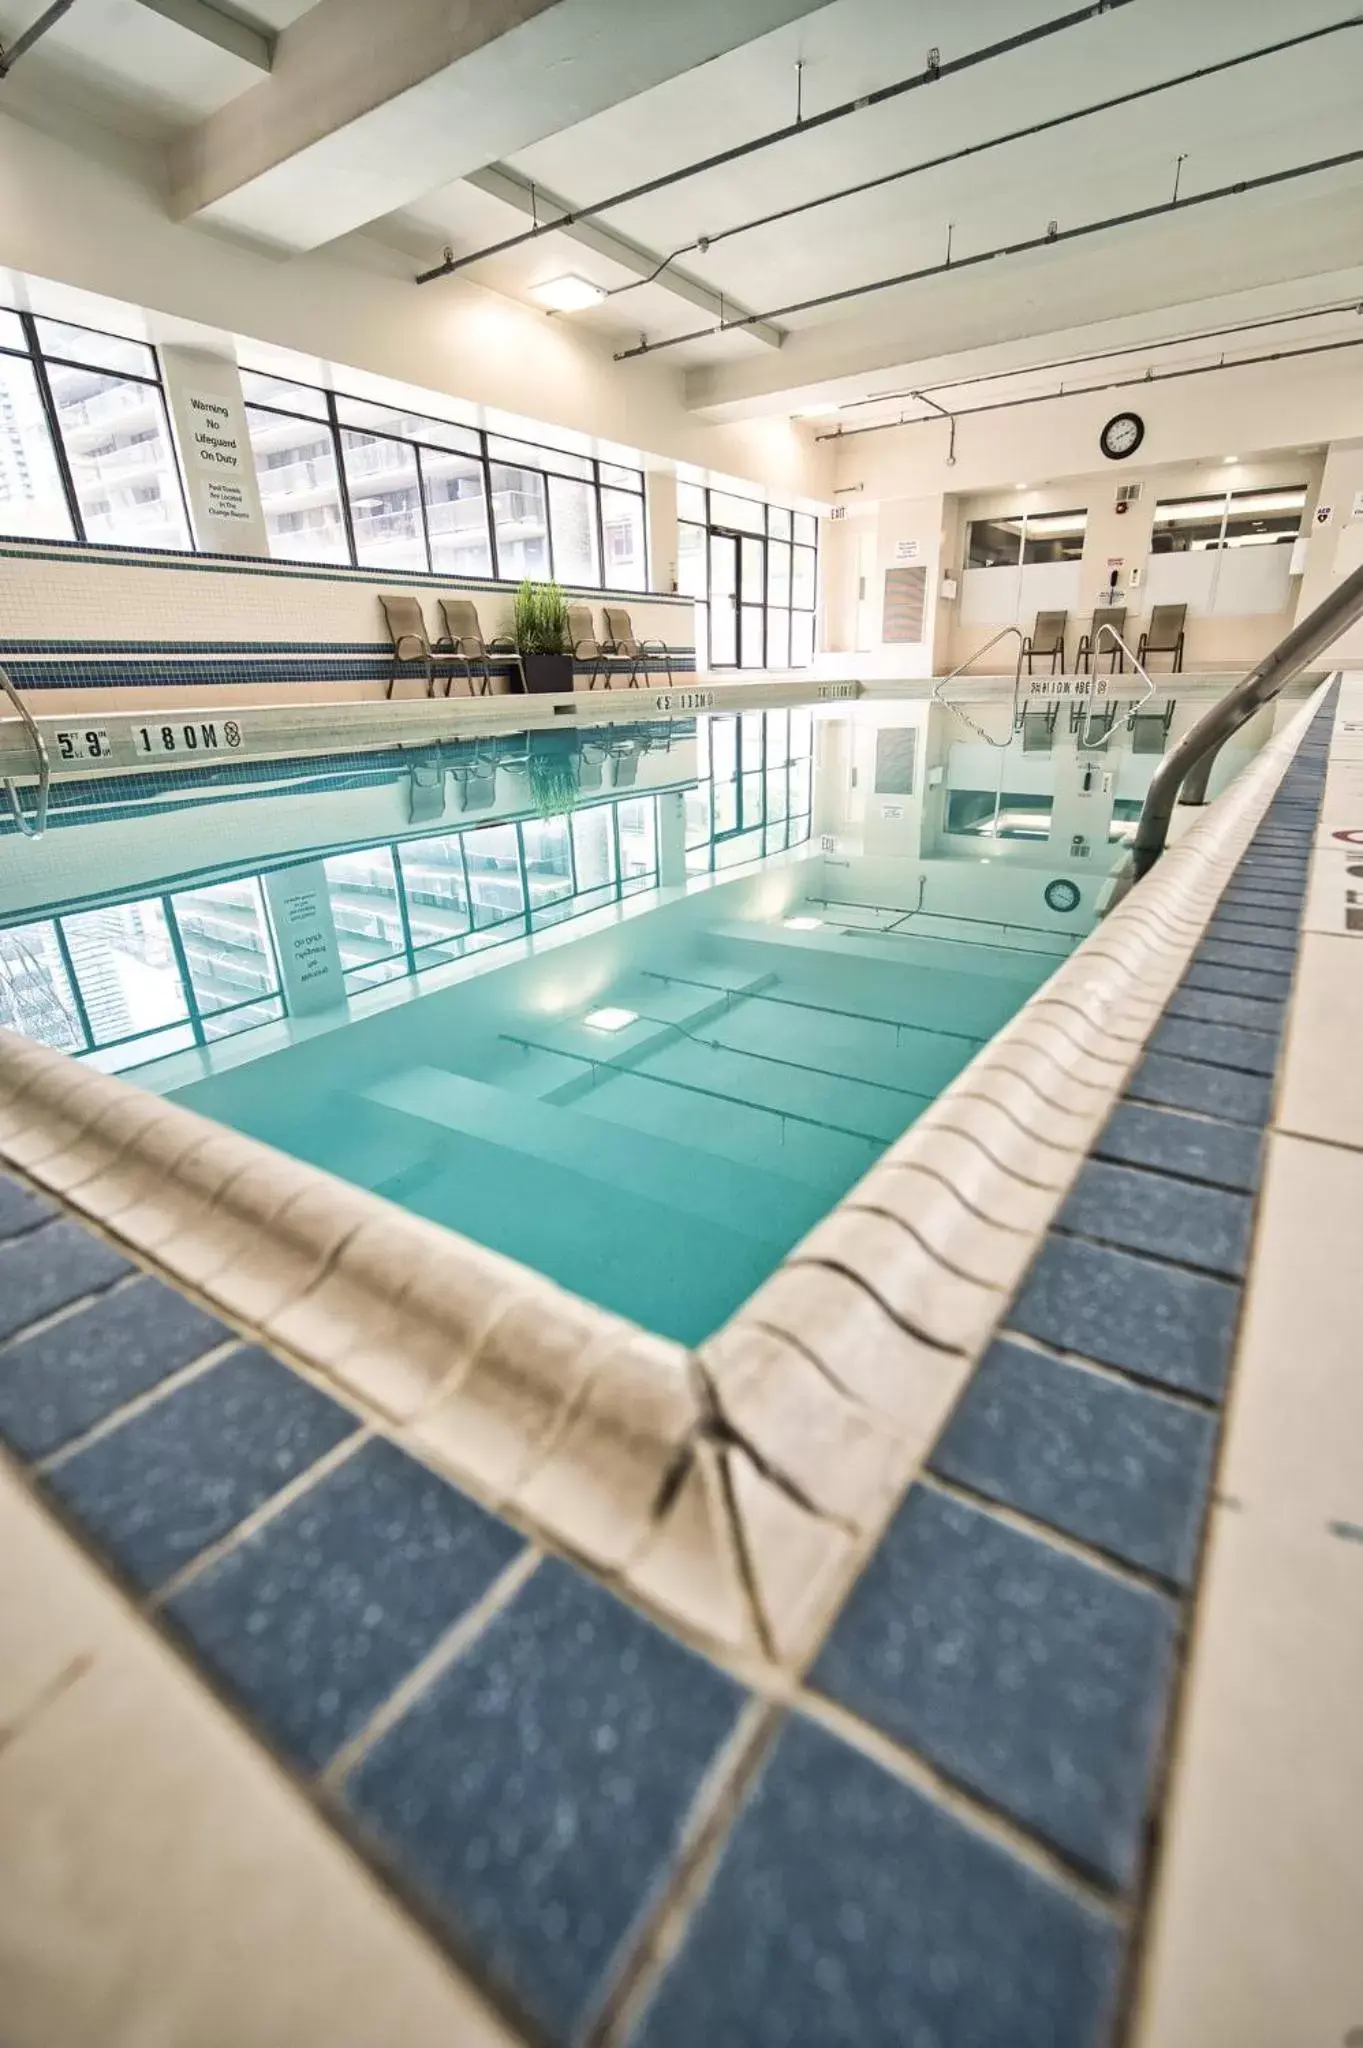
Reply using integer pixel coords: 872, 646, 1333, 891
0, 1219, 132, 1345
0, 1174, 54, 1242
1183, 959, 1293, 1003
810, 1487, 1177, 1884
1057, 1158, 1252, 1278
1094, 1102, 1262, 1193
44, 1345, 359, 1591
1149, 1017, 1279, 1077
1200, 928, 1298, 965
1208, 903, 1300, 934
1163, 986, 1284, 1035
1007, 1234, 1239, 1399
0, 1275, 231, 1459
167, 1436, 523, 1768
631, 1715, 1120, 2048
1218, 885, 1304, 910
1124, 1051, 1273, 1128
932, 1339, 1217, 1584
346, 1557, 745, 2042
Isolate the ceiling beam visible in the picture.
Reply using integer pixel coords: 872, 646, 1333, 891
464, 163, 785, 351
133, 0, 274, 71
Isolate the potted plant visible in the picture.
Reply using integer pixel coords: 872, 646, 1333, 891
514, 578, 574, 695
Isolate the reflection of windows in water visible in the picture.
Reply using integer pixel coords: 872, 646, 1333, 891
1108, 798, 1143, 845
946, 790, 1053, 840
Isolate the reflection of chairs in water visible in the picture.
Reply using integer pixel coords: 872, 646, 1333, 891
1137, 604, 1186, 672
407, 753, 446, 822
1022, 610, 1068, 675
1129, 702, 1176, 755
603, 607, 672, 688
438, 598, 525, 695
576, 734, 611, 790
449, 743, 497, 811
1020, 704, 1059, 753
1076, 606, 1128, 673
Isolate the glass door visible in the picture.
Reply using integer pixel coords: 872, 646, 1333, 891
740, 534, 766, 668
709, 530, 738, 666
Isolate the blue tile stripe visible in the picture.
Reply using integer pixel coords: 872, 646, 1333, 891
8, 651, 696, 692
0, 688, 1337, 2048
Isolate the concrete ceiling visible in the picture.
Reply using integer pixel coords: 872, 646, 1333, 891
4, 0, 1363, 430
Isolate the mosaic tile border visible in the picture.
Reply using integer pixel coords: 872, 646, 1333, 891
0, 680, 1336, 2045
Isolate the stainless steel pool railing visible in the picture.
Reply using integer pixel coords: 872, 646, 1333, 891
931, 626, 1026, 745
0, 664, 50, 840
1131, 560, 1363, 877
1075, 625, 1153, 748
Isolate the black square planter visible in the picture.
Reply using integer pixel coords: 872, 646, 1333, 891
522, 653, 575, 695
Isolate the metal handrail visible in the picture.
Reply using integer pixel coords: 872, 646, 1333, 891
1076, 625, 1154, 748
932, 626, 1026, 746
1131, 559, 1363, 876
0, 664, 50, 840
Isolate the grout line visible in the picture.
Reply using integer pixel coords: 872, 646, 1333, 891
0, 1650, 95, 1758
920, 1471, 1184, 1603
993, 1326, 1221, 1415
587, 1696, 780, 2048
1267, 1120, 1363, 1160
791, 1684, 1125, 1914
148, 1427, 372, 1608
34, 1337, 245, 1472
0, 1268, 143, 1358
1082, 1143, 1260, 1197
320, 1544, 541, 1789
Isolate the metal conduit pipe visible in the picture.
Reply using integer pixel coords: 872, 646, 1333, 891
817, 331, 1363, 441
0, 0, 76, 77
415, 0, 1133, 286
613, 145, 1363, 361
1130, 561, 1363, 879
597, 18, 1363, 308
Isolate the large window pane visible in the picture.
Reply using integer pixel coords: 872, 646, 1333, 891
522, 817, 574, 909
487, 434, 593, 480
966, 518, 1023, 569
677, 480, 706, 520
548, 474, 600, 585
336, 396, 479, 453
323, 850, 406, 984
1222, 486, 1307, 547
572, 805, 616, 890
239, 371, 329, 419
0, 351, 75, 539
792, 511, 817, 547
767, 538, 791, 605
490, 464, 549, 578
1021, 509, 1086, 564
422, 446, 492, 577
63, 900, 188, 1044
1151, 495, 1225, 554
46, 362, 190, 551
740, 605, 764, 668
677, 521, 707, 597
35, 320, 157, 379
601, 487, 645, 589
0, 310, 25, 349
247, 406, 350, 563
710, 491, 764, 533
463, 822, 525, 928
171, 879, 277, 1017
0, 922, 84, 1051
767, 505, 792, 540
766, 607, 791, 668
599, 462, 642, 490
398, 835, 472, 957
341, 430, 427, 570
618, 798, 657, 881
791, 612, 815, 668
791, 544, 817, 609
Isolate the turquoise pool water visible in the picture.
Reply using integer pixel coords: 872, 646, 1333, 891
170, 889, 1070, 1343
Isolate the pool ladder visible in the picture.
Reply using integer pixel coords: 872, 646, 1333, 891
1, 663, 49, 839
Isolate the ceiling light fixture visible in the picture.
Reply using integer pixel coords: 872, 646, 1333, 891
783, 915, 824, 931
530, 274, 606, 312
1223, 455, 1238, 464
1015, 481, 1030, 490
584, 1005, 637, 1032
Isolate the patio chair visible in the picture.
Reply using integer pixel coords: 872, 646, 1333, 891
603, 606, 673, 689
1076, 606, 1128, 674
1021, 610, 1067, 675
379, 594, 448, 700
1137, 604, 1186, 673
437, 597, 526, 696
566, 604, 608, 690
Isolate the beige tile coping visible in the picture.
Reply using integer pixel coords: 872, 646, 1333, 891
0, 680, 1334, 1684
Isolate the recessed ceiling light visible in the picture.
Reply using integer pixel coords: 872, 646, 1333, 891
794, 404, 840, 419
1015, 482, 1030, 490
783, 915, 823, 931
1223, 455, 1238, 465
584, 1005, 637, 1032
530, 274, 607, 312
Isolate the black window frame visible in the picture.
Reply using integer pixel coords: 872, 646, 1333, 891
677, 485, 818, 672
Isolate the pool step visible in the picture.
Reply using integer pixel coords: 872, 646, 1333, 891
361, 1067, 827, 1246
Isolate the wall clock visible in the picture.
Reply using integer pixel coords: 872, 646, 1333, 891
1100, 411, 1144, 460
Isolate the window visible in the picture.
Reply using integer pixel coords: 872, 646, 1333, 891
1151, 485, 1307, 554
600, 486, 645, 589
965, 509, 1086, 568
683, 490, 819, 670
341, 429, 426, 570
946, 790, 1053, 840
547, 474, 599, 586
0, 314, 190, 550
242, 375, 350, 565
490, 464, 550, 580
687, 708, 814, 871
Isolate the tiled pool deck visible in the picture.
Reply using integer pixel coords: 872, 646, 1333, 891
1, 680, 1359, 2046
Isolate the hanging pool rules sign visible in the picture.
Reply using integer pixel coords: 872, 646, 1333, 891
186, 391, 253, 527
